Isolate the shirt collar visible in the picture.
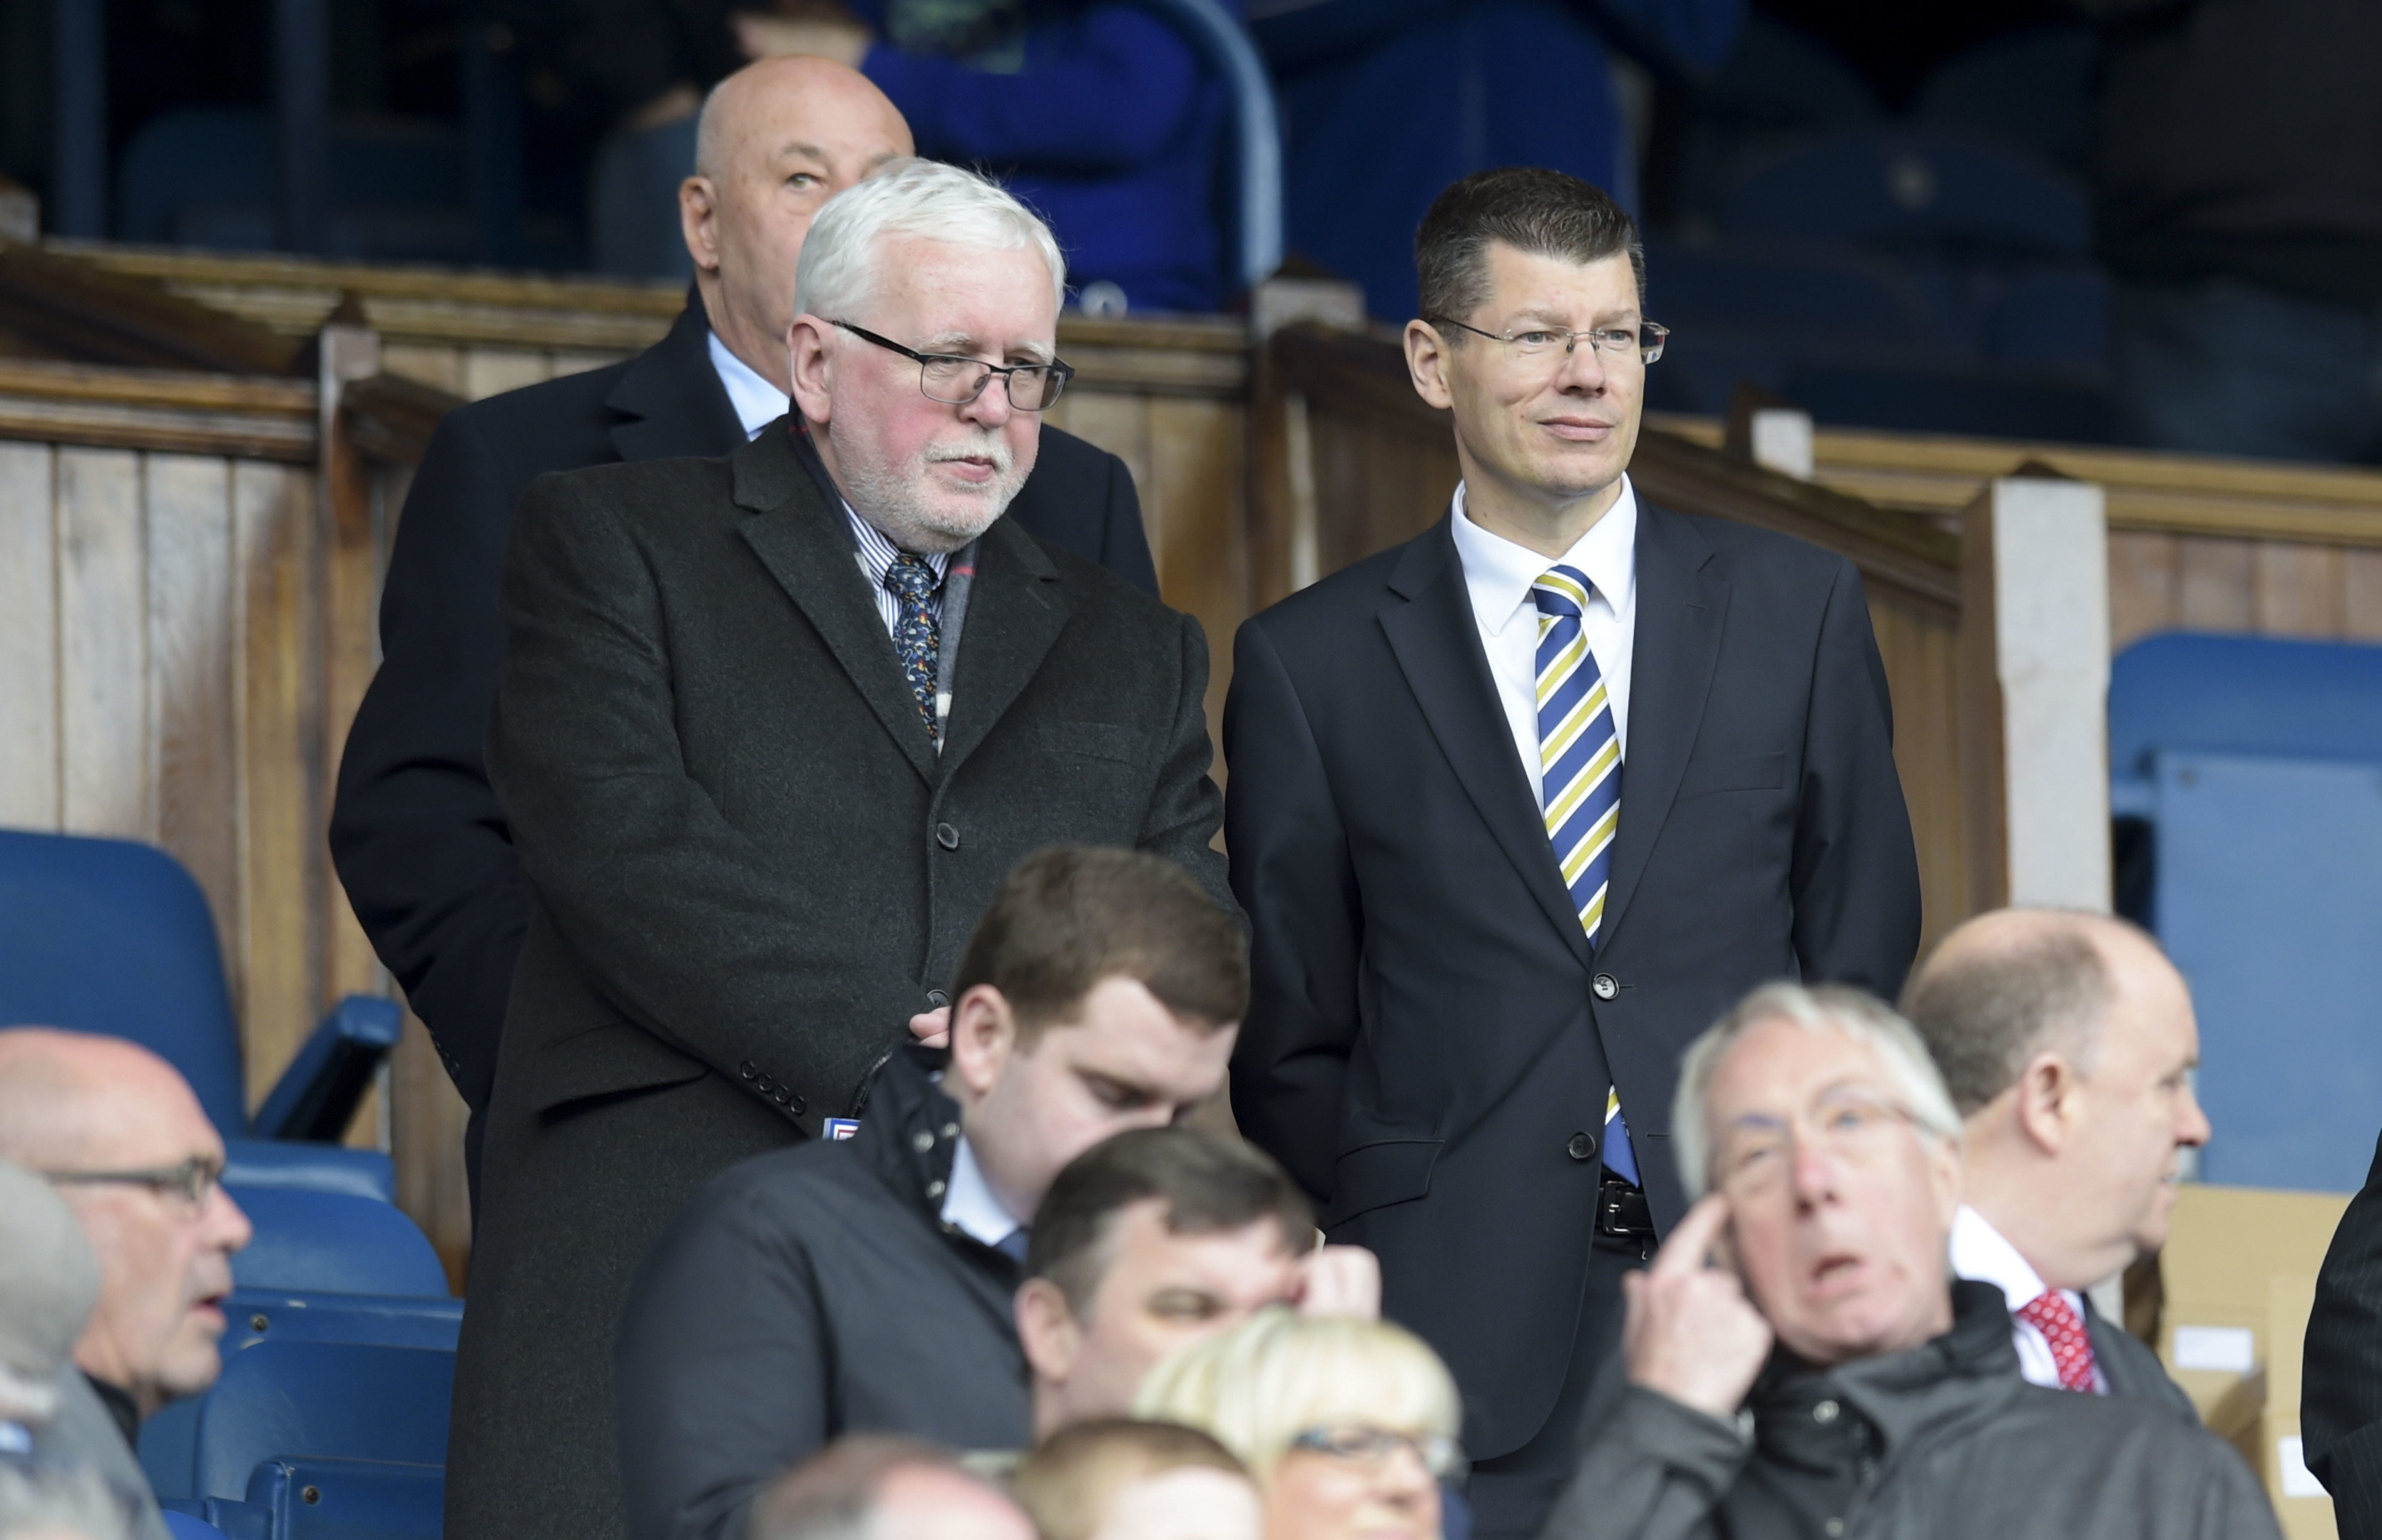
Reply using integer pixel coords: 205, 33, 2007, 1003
707, 329, 790, 441
1950, 1203, 2055, 1313
1449, 476, 1639, 637
941, 1134, 1024, 1247
844, 502, 949, 587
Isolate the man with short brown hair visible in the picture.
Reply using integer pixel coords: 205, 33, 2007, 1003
617, 847, 1247, 1540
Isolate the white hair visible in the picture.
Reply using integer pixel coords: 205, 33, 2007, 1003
793, 158, 1065, 323
1672, 982, 1963, 1198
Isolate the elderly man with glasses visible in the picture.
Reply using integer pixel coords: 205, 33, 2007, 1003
1223, 165, 1921, 1538
1539, 983, 2279, 1540
446, 158, 1235, 1540
0, 1028, 255, 1540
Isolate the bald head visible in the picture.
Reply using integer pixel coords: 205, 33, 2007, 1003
682, 56, 913, 394
0, 1028, 250, 1419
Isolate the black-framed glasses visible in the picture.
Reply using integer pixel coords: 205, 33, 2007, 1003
832, 320, 1076, 411
1427, 316, 1668, 365
1290, 1424, 1468, 1482
46, 1155, 225, 1210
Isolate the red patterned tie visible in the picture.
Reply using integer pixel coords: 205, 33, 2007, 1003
2015, 1290, 2099, 1392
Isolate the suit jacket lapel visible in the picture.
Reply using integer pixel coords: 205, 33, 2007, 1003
1379, 520, 1594, 972
606, 293, 749, 463
732, 429, 939, 786
1601, 502, 1729, 948
939, 518, 1070, 777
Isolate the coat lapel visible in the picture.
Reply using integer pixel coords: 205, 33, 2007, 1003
605, 293, 750, 463
1379, 520, 1594, 972
1600, 502, 1729, 948
732, 429, 939, 786
938, 518, 1070, 778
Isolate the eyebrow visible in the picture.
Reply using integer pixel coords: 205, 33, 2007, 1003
1501, 305, 1642, 329
918, 331, 1056, 366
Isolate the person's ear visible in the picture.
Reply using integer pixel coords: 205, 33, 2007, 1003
2013, 1052, 2081, 1157
1014, 1277, 1081, 1387
788, 315, 836, 426
680, 176, 721, 274
1404, 318, 1456, 411
946, 985, 1018, 1103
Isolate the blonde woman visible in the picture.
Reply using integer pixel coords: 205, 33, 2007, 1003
1135, 1308, 1462, 1540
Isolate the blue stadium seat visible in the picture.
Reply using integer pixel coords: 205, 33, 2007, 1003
1722, 127, 2090, 265
1913, 23, 2097, 175
163, 1511, 231, 1540
228, 1190, 450, 1298
1983, 267, 2109, 372
205, 1458, 442, 1540
2110, 633, 2382, 1194
192, 1343, 454, 1503
1778, 359, 2114, 443
143, 1293, 463, 1502
1642, 237, 1943, 348
0, 830, 402, 1164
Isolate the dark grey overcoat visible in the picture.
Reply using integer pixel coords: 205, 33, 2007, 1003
444, 422, 1230, 1540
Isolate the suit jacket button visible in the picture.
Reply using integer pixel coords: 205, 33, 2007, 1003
1593, 973, 1620, 1000
789, 1094, 806, 1115
935, 822, 961, 851
927, 990, 949, 1009
772, 1089, 788, 1105
739, 1062, 756, 1081
1567, 1131, 1598, 1162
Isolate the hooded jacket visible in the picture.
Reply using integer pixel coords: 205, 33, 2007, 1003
1540, 1280, 2281, 1540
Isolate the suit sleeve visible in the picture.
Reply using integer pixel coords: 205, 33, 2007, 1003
328, 409, 526, 1112
1788, 559, 1923, 997
616, 1186, 829, 1540
1138, 613, 1235, 918
2306, 1131, 2382, 1534
1222, 618, 1360, 1201
486, 474, 921, 1111
1100, 449, 1160, 597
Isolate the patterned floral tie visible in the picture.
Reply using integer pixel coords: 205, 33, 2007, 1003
2016, 1290, 2099, 1392
884, 553, 941, 738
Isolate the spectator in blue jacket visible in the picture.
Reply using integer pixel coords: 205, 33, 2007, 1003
1254, 0, 1742, 322
737, 0, 1238, 312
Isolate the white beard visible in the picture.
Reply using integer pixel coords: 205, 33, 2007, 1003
839, 428, 1030, 555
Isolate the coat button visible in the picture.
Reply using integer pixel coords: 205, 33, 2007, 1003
1593, 973, 1619, 1000
789, 1094, 805, 1115
757, 1074, 775, 1092
935, 822, 961, 850
1566, 1131, 1598, 1162
913, 1130, 936, 1153
772, 1089, 788, 1106
738, 1062, 756, 1081
1814, 1400, 1839, 1424
927, 990, 949, 1009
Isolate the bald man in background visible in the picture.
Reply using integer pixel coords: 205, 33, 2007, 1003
0, 1030, 255, 1540
1903, 910, 2209, 1414
330, 56, 1160, 1208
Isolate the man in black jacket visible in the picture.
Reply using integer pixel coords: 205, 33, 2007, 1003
328, 55, 1159, 1198
1902, 909, 2207, 1415
615, 847, 1250, 1540
1540, 982, 2279, 1540
2306, 1131, 2382, 1538
446, 162, 1222, 1540
1222, 168, 1920, 1536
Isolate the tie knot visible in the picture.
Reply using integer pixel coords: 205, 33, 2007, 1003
2015, 1290, 2098, 1392
1532, 565, 1593, 619
884, 553, 939, 600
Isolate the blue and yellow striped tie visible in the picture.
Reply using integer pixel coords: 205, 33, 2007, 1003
1533, 565, 1637, 1185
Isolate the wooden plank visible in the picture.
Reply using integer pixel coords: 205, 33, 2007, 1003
0, 442, 59, 829
234, 459, 320, 1107
2252, 542, 2344, 639
1145, 396, 1245, 762
2343, 550, 2382, 642
1869, 592, 1966, 953
461, 349, 552, 402
2107, 530, 2179, 652
57, 448, 151, 839
145, 454, 241, 976
2174, 537, 2255, 633
546, 348, 629, 381
379, 344, 466, 396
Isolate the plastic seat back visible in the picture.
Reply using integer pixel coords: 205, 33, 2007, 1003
193, 1343, 454, 1502
1724, 126, 2089, 265
0, 828, 244, 1134
228, 1189, 450, 1298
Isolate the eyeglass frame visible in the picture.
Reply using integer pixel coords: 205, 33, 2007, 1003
1425, 314, 1669, 366
45, 1154, 226, 1210
829, 319, 1077, 411
1712, 1087, 1925, 1199
1289, 1424, 1468, 1482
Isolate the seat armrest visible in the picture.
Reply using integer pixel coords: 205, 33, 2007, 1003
251, 996, 403, 1142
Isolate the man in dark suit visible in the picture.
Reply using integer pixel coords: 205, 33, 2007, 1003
1222, 167, 1921, 1538
1902, 908, 2209, 1417
444, 159, 1225, 1540
328, 56, 1157, 1194
2307, 1130, 2382, 1538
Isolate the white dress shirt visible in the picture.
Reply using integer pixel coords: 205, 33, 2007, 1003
708, 330, 790, 441
1951, 1203, 2106, 1394
1448, 477, 1640, 798
941, 1135, 1025, 1251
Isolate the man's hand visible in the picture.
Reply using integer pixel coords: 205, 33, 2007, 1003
730, 8, 874, 65
1622, 1194, 1772, 1420
909, 1006, 951, 1049
1289, 1243, 1381, 1320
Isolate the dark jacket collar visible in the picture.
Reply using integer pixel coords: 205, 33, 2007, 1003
604, 287, 747, 463
852, 1044, 1023, 1278
1750, 1279, 2023, 1467
83, 1372, 140, 1446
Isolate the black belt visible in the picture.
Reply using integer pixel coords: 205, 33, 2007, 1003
1596, 1176, 1654, 1239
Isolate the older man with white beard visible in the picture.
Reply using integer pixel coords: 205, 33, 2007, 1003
445, 158, 1235, 1540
